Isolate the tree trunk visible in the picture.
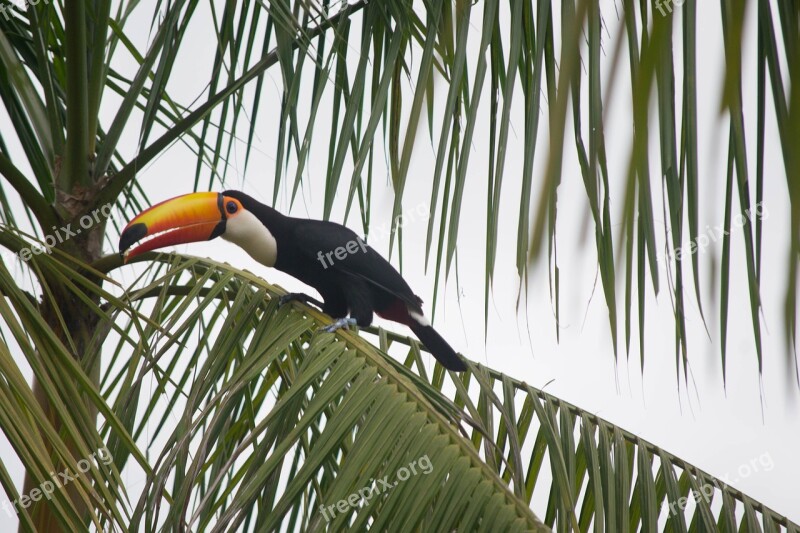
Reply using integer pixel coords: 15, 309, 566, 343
20, 185, 109, 532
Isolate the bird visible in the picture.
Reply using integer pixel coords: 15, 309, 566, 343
118, 190, 466, 371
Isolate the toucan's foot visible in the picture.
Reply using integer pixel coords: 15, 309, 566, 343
322, 317, 358, 333
279, 292, 324, 309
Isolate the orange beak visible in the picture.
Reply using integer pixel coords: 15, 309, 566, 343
119, 192, 226, 262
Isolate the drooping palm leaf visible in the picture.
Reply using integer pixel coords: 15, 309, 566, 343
0, 231, 795, 529
99, 254, 799, 531
1, 0, 795, 379
96, 254, 548, 531
364, 325, 800, 532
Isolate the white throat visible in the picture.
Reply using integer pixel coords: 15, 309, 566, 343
221, 210, 278, 267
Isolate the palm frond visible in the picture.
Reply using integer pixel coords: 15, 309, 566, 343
3, 0, 796, 378
363, 326, 800, 532
102, 254, 796, 531
100, 255, 547, 531
0, 233, 794, 530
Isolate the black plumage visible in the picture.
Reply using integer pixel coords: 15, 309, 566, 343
224, 191, 466, 371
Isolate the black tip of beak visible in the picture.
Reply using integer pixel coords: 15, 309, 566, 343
119, 223, 147, 255
210, 220, 226, 240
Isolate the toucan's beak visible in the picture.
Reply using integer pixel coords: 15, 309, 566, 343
119, 192, 225, 262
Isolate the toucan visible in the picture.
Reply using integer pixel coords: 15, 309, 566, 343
118, 191, 466, 371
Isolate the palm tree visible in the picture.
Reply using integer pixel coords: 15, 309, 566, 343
0, 0, 796, 531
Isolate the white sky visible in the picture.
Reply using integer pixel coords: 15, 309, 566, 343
1, 0, 798, 527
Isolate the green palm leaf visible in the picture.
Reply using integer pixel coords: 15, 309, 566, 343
3, 250, 792, 530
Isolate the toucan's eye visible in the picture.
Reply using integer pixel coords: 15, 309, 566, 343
226, 201, 238, 214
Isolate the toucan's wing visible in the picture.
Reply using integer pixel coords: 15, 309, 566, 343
290, 219, 422, 308
291, 218, 465, 371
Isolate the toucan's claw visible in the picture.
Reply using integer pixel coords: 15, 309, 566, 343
279, 292, 324, 309
322, 317, 358, 333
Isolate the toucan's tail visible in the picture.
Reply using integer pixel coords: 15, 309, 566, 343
409, 322, 467, 371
